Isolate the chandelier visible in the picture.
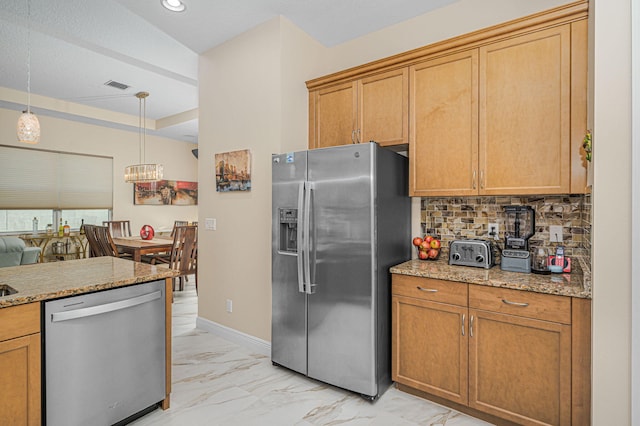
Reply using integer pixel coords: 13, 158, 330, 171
124, 92, 164, 183
16, 0, 40, 144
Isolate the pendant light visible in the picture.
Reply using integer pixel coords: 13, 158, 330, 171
16, 0, 40, 144
124, 92, 164, 183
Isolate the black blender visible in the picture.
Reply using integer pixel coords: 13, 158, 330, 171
500, 206, 535, 273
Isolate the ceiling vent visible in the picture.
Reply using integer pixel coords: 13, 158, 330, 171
104, 80, 130, 90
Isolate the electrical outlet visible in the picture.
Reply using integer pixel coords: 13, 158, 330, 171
488, 223, 499, 240
226, 299, 233, 313
549, 225, 563, 243
205, 218, 216, 231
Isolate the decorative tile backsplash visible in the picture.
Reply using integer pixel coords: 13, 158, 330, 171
420, 194, 592, 258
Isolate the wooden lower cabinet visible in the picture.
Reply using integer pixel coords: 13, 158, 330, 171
469, 309, 571, 425
393, 295, 468, 405
392, 274, 590, 426
0, 303, 41, 426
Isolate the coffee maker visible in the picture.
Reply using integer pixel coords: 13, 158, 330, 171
500, 206, 535, 273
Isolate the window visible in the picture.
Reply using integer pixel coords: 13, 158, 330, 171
0, 145, 113, 233
0, 209, 110, 234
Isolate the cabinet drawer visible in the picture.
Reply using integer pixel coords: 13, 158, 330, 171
392, 275, 467, 306
469, 285, 571, 324
0, 303, 40, 342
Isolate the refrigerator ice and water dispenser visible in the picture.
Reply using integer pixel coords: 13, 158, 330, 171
278, 208, 298, 253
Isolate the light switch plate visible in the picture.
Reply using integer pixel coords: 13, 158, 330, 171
205, 218, 216, 231
549, 225, 563, 242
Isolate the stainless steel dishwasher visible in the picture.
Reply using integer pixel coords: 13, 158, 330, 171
44, 280, 166, 426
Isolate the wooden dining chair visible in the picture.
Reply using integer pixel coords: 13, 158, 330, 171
171, 220, 189, 237
103, 220, 132, 238
85, 225, 121, 258
165, 225, 197, 292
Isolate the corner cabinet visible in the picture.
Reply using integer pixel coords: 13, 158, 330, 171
308, 68, 409, 149
0, 303, 41, 426
392, 274, 591, 426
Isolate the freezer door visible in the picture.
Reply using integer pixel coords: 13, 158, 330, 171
306, 144, 378, 396
271, 151, 308, 374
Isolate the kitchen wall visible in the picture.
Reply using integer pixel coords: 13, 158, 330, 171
419, 194, 591, 258
197, 17, 325, 342
0, 107, 198, 231
197, 0, 633, 423
197, 0, 576, 342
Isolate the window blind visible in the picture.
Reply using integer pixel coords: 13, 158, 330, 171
0, 145, 113, 209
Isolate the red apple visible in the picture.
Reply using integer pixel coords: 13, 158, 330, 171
427, 248, 439, 259
419, 241, 430, 251
418, 250, 429, 260
423, 235, 434, 245
412, 237, 423, 247
430, 239, 441, 249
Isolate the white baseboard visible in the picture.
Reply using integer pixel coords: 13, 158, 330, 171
195, 316, 271, 357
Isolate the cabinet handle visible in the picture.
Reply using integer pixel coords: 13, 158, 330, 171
472, 170, 477, 189
416, 286, 438, 293
480, 170, 485, 189
461, 314, 465, 336
502, 299, 529, 307
470, 315, 474, 337
356, 129, 361, 144
351, 130, 356, 144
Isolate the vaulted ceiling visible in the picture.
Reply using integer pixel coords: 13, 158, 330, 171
0, 0, 458, 143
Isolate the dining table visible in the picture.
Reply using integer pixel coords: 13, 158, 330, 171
112, 236, 174, 262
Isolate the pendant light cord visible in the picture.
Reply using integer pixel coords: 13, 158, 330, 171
26, 0, 32, 114
139, 95, 143, 163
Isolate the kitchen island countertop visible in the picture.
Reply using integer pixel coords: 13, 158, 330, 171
0, 257, 180, 308
391, 256, 591, 299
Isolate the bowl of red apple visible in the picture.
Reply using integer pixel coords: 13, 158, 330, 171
412, 235, 441, 260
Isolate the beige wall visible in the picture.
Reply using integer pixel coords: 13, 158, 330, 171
198, 0, 634, 423
197, 17, 324, 340
592, 0, 633, 424
0, 108, 198, 231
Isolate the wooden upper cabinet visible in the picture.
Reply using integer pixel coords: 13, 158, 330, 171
307, 2, 588, 195
358, 68, 408, 147
570, 19, 589, 193
479, 25, 572, 195
309, 82, 357, 149
410, 50, 479, 197
309, 68, 408, 149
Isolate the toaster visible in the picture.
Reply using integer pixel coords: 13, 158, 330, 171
449, 239, 496, 269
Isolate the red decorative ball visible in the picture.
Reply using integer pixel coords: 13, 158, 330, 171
140, 225, 155, 240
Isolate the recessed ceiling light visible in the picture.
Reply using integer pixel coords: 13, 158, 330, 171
161, 0, 185, 12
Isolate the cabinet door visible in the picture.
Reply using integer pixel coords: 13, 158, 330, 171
358, 68, 408, 147
392, 295, 468, 405
479, 25, 571, 195
410, 50, 479, 197
0, 334, 41, 426
469, 309, 571, 425
570, 18, 589, 194
310, 82, 357, 149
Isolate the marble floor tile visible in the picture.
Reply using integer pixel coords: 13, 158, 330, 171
131, 281, 493, 426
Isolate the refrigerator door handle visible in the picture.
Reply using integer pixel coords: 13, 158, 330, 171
297, 181, 306, 294
303, 181, 316, 294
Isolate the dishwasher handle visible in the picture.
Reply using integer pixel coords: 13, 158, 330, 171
50, 290, 162, 323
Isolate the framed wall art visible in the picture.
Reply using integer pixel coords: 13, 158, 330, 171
215, 149, 252, 192
134, 180, 198, 205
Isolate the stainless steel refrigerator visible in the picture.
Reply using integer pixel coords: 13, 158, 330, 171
271, 142, 410, 400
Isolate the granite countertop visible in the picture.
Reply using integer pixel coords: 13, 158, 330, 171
0, 257, 180, 308
390, 256, 591, 299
